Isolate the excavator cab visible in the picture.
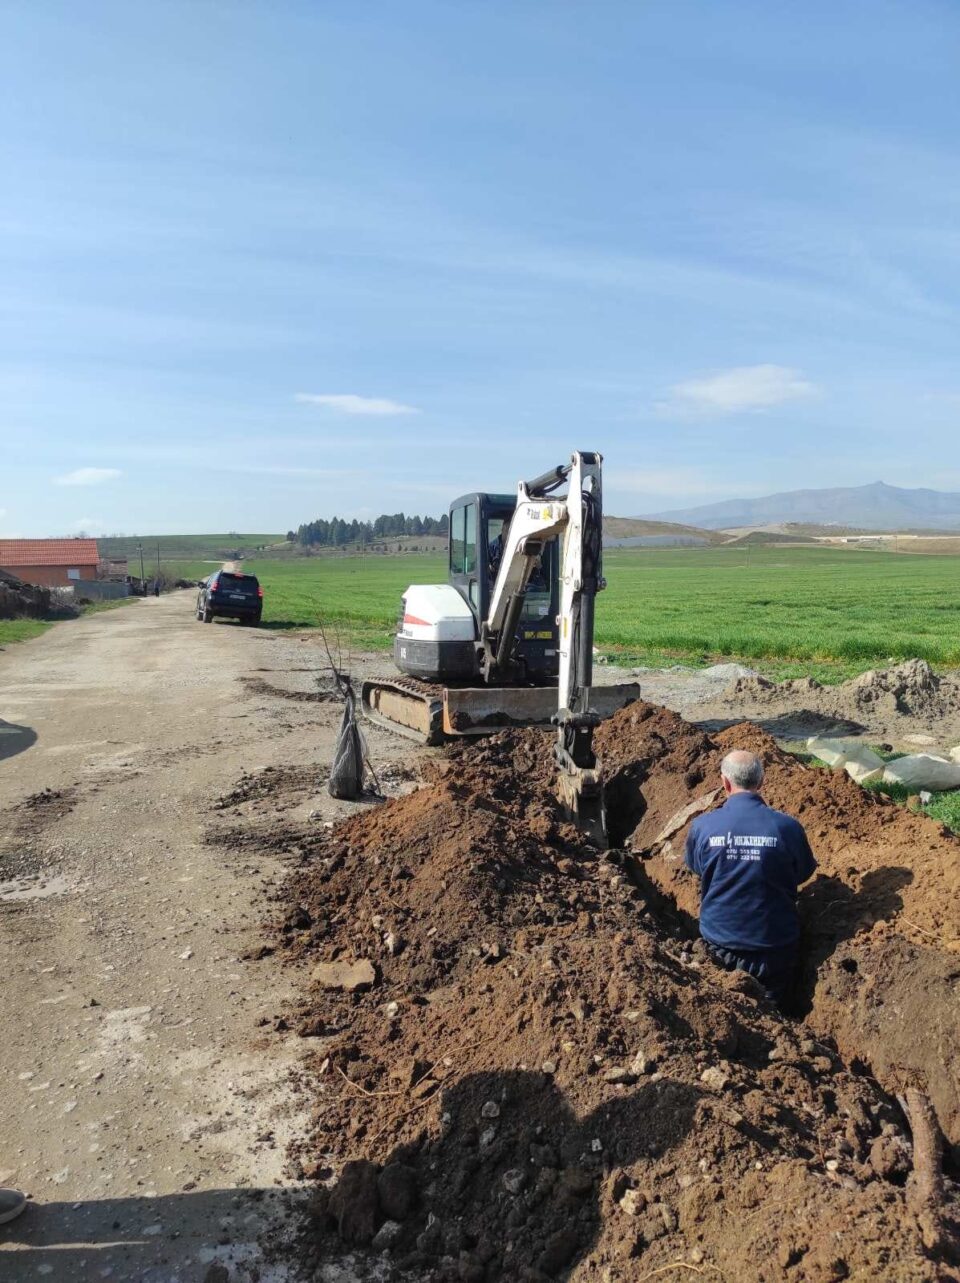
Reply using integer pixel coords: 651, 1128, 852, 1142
447, 492, 559, 684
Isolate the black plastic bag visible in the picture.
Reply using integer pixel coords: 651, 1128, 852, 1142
328, 682, 365, 800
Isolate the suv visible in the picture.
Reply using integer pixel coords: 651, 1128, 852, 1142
196, 570, 263, 625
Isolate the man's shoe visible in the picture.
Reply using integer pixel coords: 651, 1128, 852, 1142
0, 1187, 27, 1224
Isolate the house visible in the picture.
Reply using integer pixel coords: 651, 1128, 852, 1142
0, 538, 100, 588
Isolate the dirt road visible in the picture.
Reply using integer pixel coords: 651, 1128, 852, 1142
0, 594, 400, 1282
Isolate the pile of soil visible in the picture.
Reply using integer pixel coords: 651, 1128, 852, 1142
256, 709, 960, 1281
716, 659, 960, 740
0, 566, 49, 619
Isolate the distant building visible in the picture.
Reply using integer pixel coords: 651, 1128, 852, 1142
0, 538, 100, 587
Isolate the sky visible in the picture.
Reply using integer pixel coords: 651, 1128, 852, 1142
3, 0, 960, 536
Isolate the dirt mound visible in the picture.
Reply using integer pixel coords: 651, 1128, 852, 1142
714, 659, 960, 739
257, 709, 960, 1280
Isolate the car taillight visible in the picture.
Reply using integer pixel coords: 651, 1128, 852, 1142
257, 586, 263, 597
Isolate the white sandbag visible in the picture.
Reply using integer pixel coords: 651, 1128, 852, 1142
806, 736, 860, 767
882, 753, 960, 792
840, 744, 886, 784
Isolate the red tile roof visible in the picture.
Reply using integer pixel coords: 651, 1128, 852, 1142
0, 538, 100, 567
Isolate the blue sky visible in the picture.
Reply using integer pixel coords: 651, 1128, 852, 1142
3, 0, 960, 536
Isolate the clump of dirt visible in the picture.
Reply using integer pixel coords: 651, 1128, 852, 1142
241, 675, 338, 703
255, 711, 960, 1280
214, 764, 327, 810
713, 659, 960, 741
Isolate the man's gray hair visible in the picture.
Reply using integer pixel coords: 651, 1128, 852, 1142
720, 749, 764, 791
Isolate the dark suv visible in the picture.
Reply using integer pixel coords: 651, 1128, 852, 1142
196, 570, 263, 625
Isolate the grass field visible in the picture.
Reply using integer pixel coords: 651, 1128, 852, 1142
0, 619, 51, 647
162, 545, 960, 678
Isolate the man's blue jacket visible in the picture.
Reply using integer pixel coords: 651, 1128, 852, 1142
684, 791, 817, 952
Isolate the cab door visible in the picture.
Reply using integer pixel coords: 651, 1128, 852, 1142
449, 501, 480, 625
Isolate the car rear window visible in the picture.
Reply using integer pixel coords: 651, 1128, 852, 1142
215, 572, 259, 596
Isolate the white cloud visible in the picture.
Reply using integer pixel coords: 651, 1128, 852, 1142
54, 467, 122, 486
295, 393, 419, 416
74, 518, 105, 533
656, 364, 816, 418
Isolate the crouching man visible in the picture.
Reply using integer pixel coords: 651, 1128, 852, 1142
684, 749, 817, 1009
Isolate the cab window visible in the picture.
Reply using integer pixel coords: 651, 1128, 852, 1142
450, 506, 466, 574
464, 503, 477, 575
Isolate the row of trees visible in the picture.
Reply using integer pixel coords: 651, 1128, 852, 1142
289, 512, 449, 548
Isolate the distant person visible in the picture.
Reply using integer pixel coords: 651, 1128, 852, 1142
684, 750, 817, 1009
153, 579, 160, 597
0, 1186, 26, 1225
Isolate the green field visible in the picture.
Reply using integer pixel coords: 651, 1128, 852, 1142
164, 545, 960, 678
0, 619, 51, 647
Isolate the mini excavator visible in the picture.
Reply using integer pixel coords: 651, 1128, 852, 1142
361, 451, 640, 843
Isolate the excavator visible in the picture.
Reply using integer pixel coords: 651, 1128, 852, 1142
361, 451, 640, 844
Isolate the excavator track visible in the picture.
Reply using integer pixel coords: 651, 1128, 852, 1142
361, 676, 643, 746
360, 676, 446, 746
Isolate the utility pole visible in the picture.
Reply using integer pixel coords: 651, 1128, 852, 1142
156, 542, 161, 580
137, 541, 145, 588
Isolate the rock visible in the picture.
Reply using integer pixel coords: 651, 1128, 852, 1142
312, 959, 377, 992
502, 1168, 526, 1195
371, 1219, 403, 1251
630, 1049, 655, 1075
179, 949, 193, 961
480, 1100, 500, 1119
619, 1188, 645, 1217
541, 1060, 557, 1075
800, 1038, 817, 1055
699, 1066, 729, 1091
203, 1267, 230, 1283
328, 1158, 380, 1245
479, 1126, 498, 1149
537, 1227, 580, 1276
377, 1162, 418, 1221
602, 1067, 636, 1085
825, 1159, 839, 1172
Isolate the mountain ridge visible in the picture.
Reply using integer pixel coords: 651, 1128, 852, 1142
643, 481, 960, 531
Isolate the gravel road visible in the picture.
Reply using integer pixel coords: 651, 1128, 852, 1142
0, 594, 400, 1282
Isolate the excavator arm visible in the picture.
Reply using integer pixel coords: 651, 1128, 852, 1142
481, 451, 608, 842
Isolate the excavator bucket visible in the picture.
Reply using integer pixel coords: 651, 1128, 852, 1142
556, 763, 607, 849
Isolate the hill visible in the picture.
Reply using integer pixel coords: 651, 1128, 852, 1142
97, 533, 287, 562
645, 481, 960, 531
602, 516, 722, 548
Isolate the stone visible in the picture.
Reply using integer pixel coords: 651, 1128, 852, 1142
480, 1100, 500, 1119
328, 1158, 380, 1245
371, 1219, 403, 1251
377, 1162, 418, 1221
502, 1168, 526, 1195
619, 1188, 645, 1217
204, 1267, 230, 1283
630, 1049, 654, 1075
699, 1066, 729, 1092
541, 1060, 557, 1075
602, 1067, 636, 1085
312, 958, 377, 992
